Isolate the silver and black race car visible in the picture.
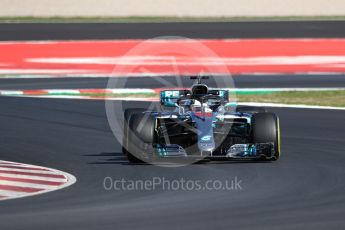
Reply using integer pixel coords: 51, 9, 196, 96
122, 76, 281, 163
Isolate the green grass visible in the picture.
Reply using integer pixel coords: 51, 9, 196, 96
237, 90, 345, 107
1, 16, 345, 23
54, 90, 345, 107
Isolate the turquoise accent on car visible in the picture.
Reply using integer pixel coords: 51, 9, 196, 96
225, 102, 237, 107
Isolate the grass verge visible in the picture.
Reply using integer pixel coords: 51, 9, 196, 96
53, 90, 345, 107
236, 90, 345, 107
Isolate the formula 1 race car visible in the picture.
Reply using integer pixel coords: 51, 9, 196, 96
122, 76, 280, 163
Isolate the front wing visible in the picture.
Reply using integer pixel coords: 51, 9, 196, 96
153, 143, 277, 160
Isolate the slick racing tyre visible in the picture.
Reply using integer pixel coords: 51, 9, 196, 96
122, 108, 146, 156
251, 112, 280, 161
125, 112, 155, 163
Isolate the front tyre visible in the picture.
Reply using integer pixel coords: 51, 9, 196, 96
122, 108, 146, 156
251, 112, 280, 161
125, 113, 156, 163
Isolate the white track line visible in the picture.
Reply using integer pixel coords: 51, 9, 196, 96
0, 88, 344, 110
7, 94, 343, 110
231, 87, 345, 92
238, 102, 345, 110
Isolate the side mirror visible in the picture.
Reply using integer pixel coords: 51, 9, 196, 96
160, 90, 190, 107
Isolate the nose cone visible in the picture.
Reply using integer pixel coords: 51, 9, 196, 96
198, 137, 215, 152
192, 112, 216, 153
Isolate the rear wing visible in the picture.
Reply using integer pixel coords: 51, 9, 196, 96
160, 90, 190, 107
190, 75, 209, 84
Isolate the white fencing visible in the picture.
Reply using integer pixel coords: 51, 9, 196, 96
0, 0, 344, 17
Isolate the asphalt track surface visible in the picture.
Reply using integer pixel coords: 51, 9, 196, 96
0, 21, 345, 229
0, 97, 344, 229
1, 21, 345, 40
1, 74, 345, 90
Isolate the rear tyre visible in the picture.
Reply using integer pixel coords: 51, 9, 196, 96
251, 112, 280, 161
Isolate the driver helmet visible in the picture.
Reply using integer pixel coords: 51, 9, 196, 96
191, 99, 202, 112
